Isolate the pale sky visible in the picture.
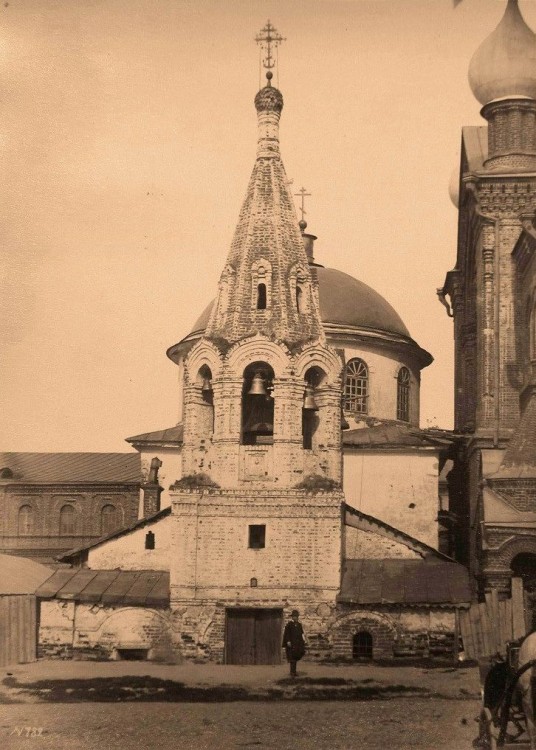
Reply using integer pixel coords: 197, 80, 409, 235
1, 0, 529, 452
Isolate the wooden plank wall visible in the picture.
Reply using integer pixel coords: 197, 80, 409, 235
0, 595, 37, 667
459, 578, 527, 660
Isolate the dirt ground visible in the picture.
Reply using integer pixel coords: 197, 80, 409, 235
0, 660, 482, 749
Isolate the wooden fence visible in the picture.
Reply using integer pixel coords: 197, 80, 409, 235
0, 595, 37, 667
459, 578, 529, 660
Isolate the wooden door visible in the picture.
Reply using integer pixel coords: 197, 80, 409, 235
226, 608, 282, 665
0, 595, 37, 667
226, 610, 256, 664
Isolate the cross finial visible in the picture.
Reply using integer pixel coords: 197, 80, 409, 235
255, 20, 285, 72
295, 187, 311, 223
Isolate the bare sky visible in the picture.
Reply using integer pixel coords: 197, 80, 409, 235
1, 0, 528, 452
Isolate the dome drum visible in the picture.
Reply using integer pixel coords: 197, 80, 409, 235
481, 97, 536, 170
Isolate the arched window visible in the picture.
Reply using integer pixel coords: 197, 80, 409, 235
257, 283, 267, 310
59, 504, 76, 536
0, 467, 14, 479
353, 631, 373, 660
344, 359, 368, 414
397, 367, 411, 422
18, 505, 33, 536
101, 504, 119, 536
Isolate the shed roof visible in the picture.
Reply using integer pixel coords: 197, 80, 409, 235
0, 453, 141, 484
338, 558, 471, 607
342, 423, 453, 449
126, 425, 184, 446
35, 569, 169, 607
0, 554, 53, 594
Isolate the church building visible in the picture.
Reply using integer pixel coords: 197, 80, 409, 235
34, 25, 471, 664
441, 0, 536, 612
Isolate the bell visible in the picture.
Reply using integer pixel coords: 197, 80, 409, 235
201, 377, 212, 393
248, 372, 267, 396
303, 385, 318, 411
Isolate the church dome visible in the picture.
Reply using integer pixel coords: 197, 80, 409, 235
188, 266, 410, 339
468, 0, 536, 105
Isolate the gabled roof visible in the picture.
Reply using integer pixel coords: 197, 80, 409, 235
344, 503, 454, 561
57, 507, 171, 562
0, 553, 53, 594
0, 453, 140, 484
126, 425, 183, 447
338, 558, 471, 607
35, 569, 169, 607
342, 423, 453, 449
482, 485, 536, 525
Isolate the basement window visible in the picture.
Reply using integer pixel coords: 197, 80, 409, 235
117, 648, 148, 661
248, 524, 266, 549
145, 531, 155, 550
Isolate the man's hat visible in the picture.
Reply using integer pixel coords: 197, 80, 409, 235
291, 609, 300, 617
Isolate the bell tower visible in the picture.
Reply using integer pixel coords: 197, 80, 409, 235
169, 24, 344, 661
179, 27, 342, 490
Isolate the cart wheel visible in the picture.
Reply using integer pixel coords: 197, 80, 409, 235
474, 708, 497, 750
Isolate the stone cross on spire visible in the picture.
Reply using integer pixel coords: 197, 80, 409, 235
255, 20, 285, 72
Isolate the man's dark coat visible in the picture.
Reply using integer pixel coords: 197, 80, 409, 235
282, 620, 306, 661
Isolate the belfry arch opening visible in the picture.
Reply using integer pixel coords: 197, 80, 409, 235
241, 362, 275, 445
196, 364, 214, 435
302, 366, 325, 449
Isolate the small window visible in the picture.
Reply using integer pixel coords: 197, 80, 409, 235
59, 504, 76, 536
0, 468, 13, 479
397, 367, 411, 422
248, 524, 266, 549
302, 409, 315, 449
257, 283, 267, 310
353, 631, 373, 660
145, 531, 155, 550
344, 359, 369, 414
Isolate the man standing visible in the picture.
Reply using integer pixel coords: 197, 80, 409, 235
282, 609, 307, 677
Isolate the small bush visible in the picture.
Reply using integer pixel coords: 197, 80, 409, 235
294, 474, 341, 492
172, 473, 219, 489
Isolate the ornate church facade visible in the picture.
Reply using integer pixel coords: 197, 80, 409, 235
440, 0, 536, 615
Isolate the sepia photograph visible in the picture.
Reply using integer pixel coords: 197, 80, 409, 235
2, 0, 536, 747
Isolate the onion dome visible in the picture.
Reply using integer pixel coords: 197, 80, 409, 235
254, 73, 283, 113
469, 0, 536, 105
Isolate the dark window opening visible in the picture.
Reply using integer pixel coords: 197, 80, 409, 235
397, 367, 411, 422
257, 283, 267, 310
353, 631, 373, 660
145, 531, 155, 550
249, 524, 266, 549
344, 359, 369, 414
0, 468, 13, 479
